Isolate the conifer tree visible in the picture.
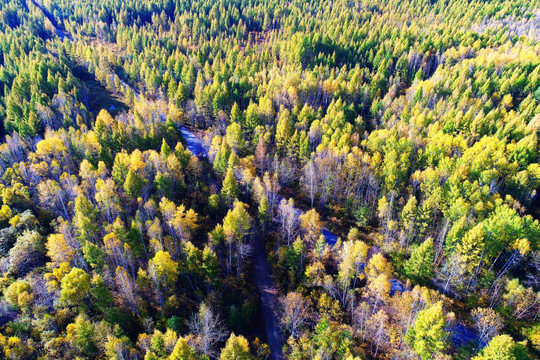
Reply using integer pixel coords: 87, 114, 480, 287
404, 238, 434, 285
221, 168, 239, 207
124, 169, 144, 198
406, 302, 449, 360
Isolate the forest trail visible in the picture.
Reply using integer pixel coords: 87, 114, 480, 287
251, 230, 284, 360
180, 126, 283, 358
30, 0, 70, 41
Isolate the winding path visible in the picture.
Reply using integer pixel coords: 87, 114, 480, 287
181, 127, 284, 358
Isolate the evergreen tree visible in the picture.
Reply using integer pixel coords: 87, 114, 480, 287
124, 169, 144, 198
221, 168, 239, 206
404, 238, 435, 285
406, 302, 449, 360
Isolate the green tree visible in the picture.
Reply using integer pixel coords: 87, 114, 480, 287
66, 315, 98, 357
404, 238, 434, 285
258, 195, 271, 235
73, 195, 99, 243
276, 108, 293, 154
60, 267, 91, 308
82, 241, 105, 270
472, 335, 528, 360
406, 302, 449, 360
124, 169, 144, 198
221, 168, 239, 206
91, 274, 112, 313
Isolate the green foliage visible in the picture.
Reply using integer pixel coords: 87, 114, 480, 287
472, 335, 529, 360
406, 303, 449, 360
60, 267, 91, 308
404, 238, 434, 285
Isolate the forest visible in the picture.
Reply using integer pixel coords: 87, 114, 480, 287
0, 0, 539, 359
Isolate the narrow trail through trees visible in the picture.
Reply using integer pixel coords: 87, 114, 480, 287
252, 230, 284, 360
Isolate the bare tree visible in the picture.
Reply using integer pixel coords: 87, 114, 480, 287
471, 307, 504, 347
277, 198, 299, 246
366, 309, 389, 358
255, 135, 267, 176
303, 160, 317, 208
187, 303, 228, 358
527, 251, 540, 289
280, 292, 311, 339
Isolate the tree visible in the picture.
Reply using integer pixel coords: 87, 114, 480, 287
276, 108, 293, 154
4, 280, 32, 310
406, 302, 449, 360
170, 205, 199, 251
124, 168, 144, 198
188, 303, 227, 358
254, 135, 267, 175
366, 309, 390, 358
60, 267, 91, 308
337, 239, 369, 307
170, 337, 200, 360
400, 195, 418, 246
471, 308, 504, 346
503, 279, 540, 321
280, 292, 311, 339
9, 230, 46, 277
472, 335, 528, 360
277, 198, 299, 246
303, 160, 317, 208
258, 195, 271, 235
82, 241, 105, 270
95, 178, 121, 223
221, 168, 239, 207
456, 223, 486, 275
73, 194, 99, 243
299, 209, 322, 245
115, 266, 139, 314
149, 251, 179, 292
91, 274, 112, 313
225, 123, 245, 154
66, 315, 98, 357
366, 253, 393, 280
46, 233, 76, 267
222, 202, 251, 276
220, 333, 253, 360
404, 238, 434, 285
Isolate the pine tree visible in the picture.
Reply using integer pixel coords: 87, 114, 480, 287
456, 223, 486, 273
221, 168, 239, 206
276, 108, 293, 154
400, 195, 417, 245
123, 169, 144, 198
404, 238, 434, 285
406, 302, 449, 360
258, 195, 271, 235
73, 195, 99, 243
161, 139, 172, 158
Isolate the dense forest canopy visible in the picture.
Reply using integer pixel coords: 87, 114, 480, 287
0, 0, 538, 359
